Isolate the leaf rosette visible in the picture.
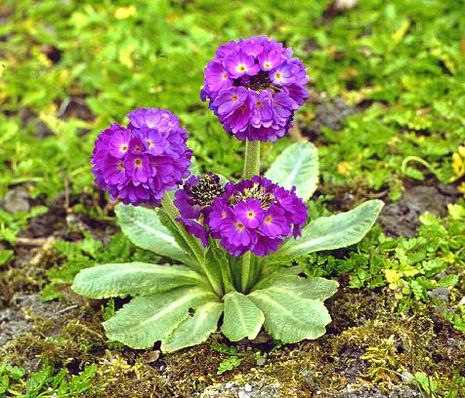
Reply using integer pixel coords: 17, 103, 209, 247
73, 140, 383, 351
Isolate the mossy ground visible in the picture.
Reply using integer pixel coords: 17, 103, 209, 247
1, 253, 464, 396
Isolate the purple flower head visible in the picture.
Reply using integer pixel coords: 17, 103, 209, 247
174, 173, 225, 246
91, 108, 192, 206
207, 176, 308, 256
202, 36, 309, 142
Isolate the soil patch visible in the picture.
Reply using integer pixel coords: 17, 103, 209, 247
301, 95, 357, 142
379, 180, 459, 237
0, 293, 73, 346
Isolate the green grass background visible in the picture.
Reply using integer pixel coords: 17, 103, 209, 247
1, 0, 464, 204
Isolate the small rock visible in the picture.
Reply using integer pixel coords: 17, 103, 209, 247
3, 187, 30, 214
256, 358, 266, 366
427, 287, 450, 303
436, 271, 448, 279
200, 377, 282, 398
301, 369, 316, 391
336, 385, 386, 398
388, 385, 422, 398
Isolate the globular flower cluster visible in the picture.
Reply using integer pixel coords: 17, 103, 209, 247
174, 173, 225, 247
201, 36, 309, 142
91, 108, 192, 206
208, 177, 307, 256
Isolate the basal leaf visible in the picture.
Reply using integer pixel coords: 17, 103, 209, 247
72, 262, 208, 299
103, 286, 218, 349
253, 273, 338, 301
265, 141, 318, 201
205, 246, 234, 293
115, 203, 196, 267
249, 286, 331, 343
162, 301, 223, 352
221, 291, 264, 341
156, 209, 204, 271
268, 200, 384, 266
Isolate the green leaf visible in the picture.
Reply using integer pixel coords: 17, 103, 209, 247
115, 204, 196, 267
217, 356, 242, 375
206, 246, 234, 293
249, 286, 332, 343
156, 209, 203, 271
161, 301, 223, 352
268, 200, 384, 266
265, 141, 319, 201
72, 262, 207, 299
254, 274, 338, 301
221, 291, 264, 341
103, 286, 218, 349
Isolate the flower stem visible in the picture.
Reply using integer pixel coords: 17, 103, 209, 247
241, 252, 254, 293
161, 193, 223, 297
243, 139, 261, 179
209, 239, 235, 293
241, 139, 261, 292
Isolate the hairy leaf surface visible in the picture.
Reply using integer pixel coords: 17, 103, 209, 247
115, 204, 196, 267
221, 291, 264, 341
265, 141, 318, 201
72, 262, 207, 299
103, 286, 218, 349
249, 286, 331, 343
253, 274, 338, 301
162, 302, 223, 352
268, 200, 384, 266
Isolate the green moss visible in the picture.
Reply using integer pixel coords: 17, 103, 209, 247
1, 281, 464, 396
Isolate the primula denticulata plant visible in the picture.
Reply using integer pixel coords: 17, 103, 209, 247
72, 36, 384, 352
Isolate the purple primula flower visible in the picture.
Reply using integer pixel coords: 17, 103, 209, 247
225, 50, 260, 78
235, 199, 264, 229
174, 173, 225, 246
207, 176, 308, 256
201, 36, 309, 142
91, 108, 192, 206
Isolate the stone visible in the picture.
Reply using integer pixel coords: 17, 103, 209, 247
3, 187, 30, 214
427, 287, 450, 303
